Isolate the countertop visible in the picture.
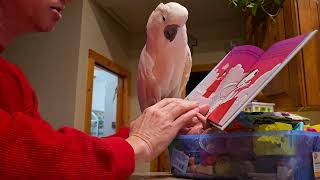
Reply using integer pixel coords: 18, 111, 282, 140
129, 172, 188, 180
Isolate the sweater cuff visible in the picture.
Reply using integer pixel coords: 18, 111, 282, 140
106, 127, 130, 138
102, 137, 135, 179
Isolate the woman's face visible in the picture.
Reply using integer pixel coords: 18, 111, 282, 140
7, 0, 71, 32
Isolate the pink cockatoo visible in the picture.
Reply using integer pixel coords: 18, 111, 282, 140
137, 2, 192, 111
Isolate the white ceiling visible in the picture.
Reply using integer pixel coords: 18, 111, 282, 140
94, 0, 242, 33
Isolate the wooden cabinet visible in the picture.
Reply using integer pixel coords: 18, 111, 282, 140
246, 0, 320, 111
296, 0, 320, 109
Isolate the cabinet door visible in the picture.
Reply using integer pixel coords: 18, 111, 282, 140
297, 0, 320, 109
245, 0, 306, 111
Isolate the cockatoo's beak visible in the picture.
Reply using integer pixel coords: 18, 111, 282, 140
164, 24, 179, 42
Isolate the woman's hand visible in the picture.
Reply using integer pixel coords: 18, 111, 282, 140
179, 104, 210, 135
126, 98, 207, 162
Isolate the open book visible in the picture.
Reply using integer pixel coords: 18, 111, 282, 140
186, 30, 318, 130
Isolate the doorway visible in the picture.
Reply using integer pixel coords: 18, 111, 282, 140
90, 66, 118, 136
85, 49, 130, 137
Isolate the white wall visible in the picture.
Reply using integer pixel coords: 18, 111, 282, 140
75, 0, 151, 172
1, 0, 83, 129
74, 0, 131, 130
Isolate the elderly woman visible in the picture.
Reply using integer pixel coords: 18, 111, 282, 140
0, 0, 208, 179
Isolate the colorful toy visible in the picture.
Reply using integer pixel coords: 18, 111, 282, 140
254, 122, 295, 155
294, 122, 304, 131
304, 124, 320, 132
244, 101, 275, 112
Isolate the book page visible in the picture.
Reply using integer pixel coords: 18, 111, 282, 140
186, 45, 264, 124
186, 30, 317, 129
212, 31, 317, 129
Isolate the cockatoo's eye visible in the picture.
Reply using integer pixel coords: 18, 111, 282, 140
162, 16, 166, 21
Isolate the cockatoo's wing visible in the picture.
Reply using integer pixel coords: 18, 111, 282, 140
137, 46, 162, 112
179, 46, 192, 97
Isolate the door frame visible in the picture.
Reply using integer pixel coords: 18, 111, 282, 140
85, 49, 130, 135
191, 63, 216, 73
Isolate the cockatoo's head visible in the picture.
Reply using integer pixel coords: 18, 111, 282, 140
146, 2, 188, 42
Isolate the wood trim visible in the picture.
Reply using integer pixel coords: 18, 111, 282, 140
116, 78, 124, 131
85, 58, 95, 134
277, 105, 320, 112
85, 49, 130, 134
89, 49, 129, 77
123, 77, 130, 125
150, 160, 159, 172
191, 63, 216, 72
151, 150, 170, 172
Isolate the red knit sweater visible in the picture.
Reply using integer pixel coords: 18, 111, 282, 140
0, 55, 135, 179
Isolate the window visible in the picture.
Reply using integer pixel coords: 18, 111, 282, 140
90, 66, 118, 137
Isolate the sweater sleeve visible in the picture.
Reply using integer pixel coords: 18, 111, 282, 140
0, 109, 135, 179
106, 127, 130, 139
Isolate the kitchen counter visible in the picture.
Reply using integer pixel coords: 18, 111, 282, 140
129, 172, 188, 180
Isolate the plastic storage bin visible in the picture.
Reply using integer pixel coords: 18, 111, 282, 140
169, 131, 320, 180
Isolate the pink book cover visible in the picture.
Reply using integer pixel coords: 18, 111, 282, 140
186, 30, 318, 130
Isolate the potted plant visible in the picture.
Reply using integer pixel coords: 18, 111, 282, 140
229, 0, 284, 21
229, 0, 285, 45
